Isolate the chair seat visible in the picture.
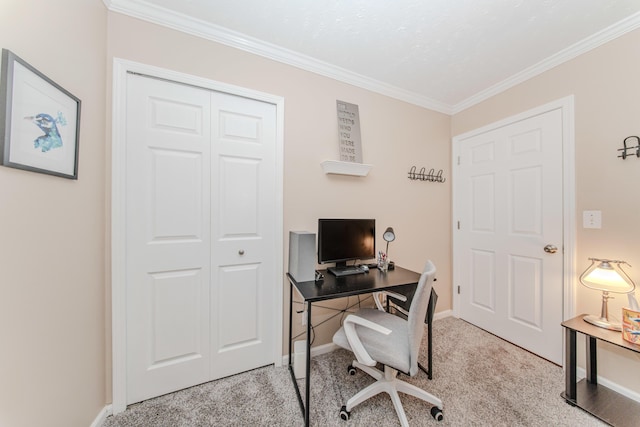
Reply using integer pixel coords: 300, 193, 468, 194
333, 308, 411, 374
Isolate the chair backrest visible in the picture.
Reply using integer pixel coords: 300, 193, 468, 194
407, 260, 436, 376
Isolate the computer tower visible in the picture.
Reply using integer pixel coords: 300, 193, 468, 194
288, 231, 316, 282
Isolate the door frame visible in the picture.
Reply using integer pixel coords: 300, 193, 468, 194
110, 58, 284, 414
451, 96, 576, 359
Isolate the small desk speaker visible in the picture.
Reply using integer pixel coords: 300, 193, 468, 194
289, 231, 316, 282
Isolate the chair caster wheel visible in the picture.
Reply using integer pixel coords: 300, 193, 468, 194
339, 405, 350, 421
347, 365, 357, 375
431, 406, 444, 421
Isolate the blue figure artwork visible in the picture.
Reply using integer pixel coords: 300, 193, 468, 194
24, 112, 66, 152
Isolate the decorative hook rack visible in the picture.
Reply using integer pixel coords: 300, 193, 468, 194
408, 166, 446, 183
618, 136, 640, 159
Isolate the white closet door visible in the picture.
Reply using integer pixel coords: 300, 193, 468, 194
125, 74, 277, 404
210, 92, 276, 378
126, 74, 212, 403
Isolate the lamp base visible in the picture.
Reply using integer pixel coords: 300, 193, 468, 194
583, 314, 622, 331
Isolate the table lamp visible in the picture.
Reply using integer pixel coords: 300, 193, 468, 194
383, 227, 395, 258
380, 227, 396, 271
579, 258, 636, 331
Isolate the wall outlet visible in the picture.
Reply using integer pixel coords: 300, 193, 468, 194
583, 210, 602, 229
301, 310, 307, 326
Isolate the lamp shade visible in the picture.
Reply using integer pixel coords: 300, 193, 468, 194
580, 259, 635, 294
383, 227, 395, 242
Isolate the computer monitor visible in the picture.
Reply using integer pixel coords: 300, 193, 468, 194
317, 218, 375, 268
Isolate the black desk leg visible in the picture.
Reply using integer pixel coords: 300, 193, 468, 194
427, 319, 433, 379
565, 328, 577, 401
288, 281, 305, 419
586, 336, 597, 384
288, 282, 293, 370
304, 304, 312, 427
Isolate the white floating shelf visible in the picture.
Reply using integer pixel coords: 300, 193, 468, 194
321, 160, 372, 177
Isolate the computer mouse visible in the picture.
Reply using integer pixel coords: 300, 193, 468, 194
361, 265, 369, 272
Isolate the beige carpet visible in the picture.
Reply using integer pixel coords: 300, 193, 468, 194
103, 317, 606, 426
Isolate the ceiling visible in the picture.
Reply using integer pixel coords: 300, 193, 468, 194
105, 0, 640, 114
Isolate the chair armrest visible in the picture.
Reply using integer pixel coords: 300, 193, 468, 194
343, 314, 391, 366
373, 291, 408, 311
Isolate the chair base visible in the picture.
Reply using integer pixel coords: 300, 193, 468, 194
344, 360, 443, 427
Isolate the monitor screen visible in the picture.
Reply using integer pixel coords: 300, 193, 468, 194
317, 218, 375, 267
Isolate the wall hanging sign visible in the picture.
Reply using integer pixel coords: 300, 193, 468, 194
336, 100, 362, 163
0, 49, 81, 179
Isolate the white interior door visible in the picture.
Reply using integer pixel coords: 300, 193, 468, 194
210, 92, 276, 378
126, 75, 212, 403
125, 73, 276, 404
454, 108, 564, 364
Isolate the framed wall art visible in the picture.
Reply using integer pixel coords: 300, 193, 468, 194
0, 49, 81, 179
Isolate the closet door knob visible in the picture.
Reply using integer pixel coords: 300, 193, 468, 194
543, 245, 557, 254
238, 249, 245, 255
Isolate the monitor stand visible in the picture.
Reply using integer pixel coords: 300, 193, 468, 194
327, 262, 364, 277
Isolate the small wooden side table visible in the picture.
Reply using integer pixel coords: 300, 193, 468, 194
561, 314, 640, 426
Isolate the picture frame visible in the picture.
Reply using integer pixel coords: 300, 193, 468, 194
0, 49, 81, 179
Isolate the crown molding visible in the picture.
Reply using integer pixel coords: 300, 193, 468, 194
105, 1, 640, 116
103, 0, 452, 114
452, 11, 640, 114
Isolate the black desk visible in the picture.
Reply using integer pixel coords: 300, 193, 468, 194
561, 314, 640, 427
286, 266, 432, 426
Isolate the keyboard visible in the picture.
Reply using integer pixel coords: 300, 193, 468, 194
328, 266, 365, 277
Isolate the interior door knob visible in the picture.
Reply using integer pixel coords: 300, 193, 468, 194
238, 249, 245, 255
544, 244, 558, 254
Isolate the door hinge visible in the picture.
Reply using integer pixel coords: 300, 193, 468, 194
457, 221, 460, 230
457, 285, 461, 294
457, 155, 460, 165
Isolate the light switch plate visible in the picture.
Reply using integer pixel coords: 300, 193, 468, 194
583, 210, 602, 229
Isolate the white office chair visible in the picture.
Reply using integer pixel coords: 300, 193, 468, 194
332, 260, 443, 426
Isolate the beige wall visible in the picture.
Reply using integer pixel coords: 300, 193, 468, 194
0, 1, 107, 426
5, 2, 638, 423
452, 29, 640, 395
106, 11, 452, 397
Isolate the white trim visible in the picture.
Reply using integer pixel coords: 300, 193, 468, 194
451, 96, 576, 361
103, 0, 450, 114
110, 58, 284, 414
576, 367, 640, 404
561, 97, 577, 323
111, 58, 128, 415
451, 13, 640, 113
281, 342, 339, 365
273, 92, 285, 373
450, 128, 461, 319
280, 311, 452, 365
433, 309, 453, 321
90, 405, 112, 427
104, 0, 640, 114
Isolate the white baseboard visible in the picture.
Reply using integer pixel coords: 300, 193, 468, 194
90, 404, 112, 427
576, 367, 640, 403
443, 310, 640, 404
281, 341, 338, 365
433, 309, 452, 321
281, 312, 453, 365
100, 311, 640, 425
